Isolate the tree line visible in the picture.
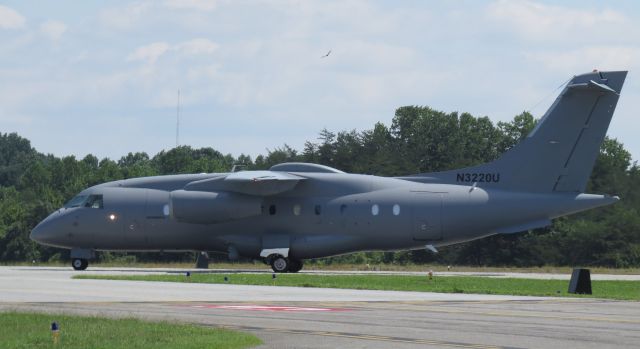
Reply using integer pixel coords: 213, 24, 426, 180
1, 106, 638, 267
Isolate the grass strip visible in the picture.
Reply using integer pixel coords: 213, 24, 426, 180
9, 262, 640, 274
0, 311, 261, 349
75, 273, 640, 300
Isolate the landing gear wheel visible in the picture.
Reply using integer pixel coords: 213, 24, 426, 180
72, 258, 88, 271
288, 259, 303, 273
269, 255, 289, 273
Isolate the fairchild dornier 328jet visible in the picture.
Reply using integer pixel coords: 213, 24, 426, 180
31, 70, 627, 272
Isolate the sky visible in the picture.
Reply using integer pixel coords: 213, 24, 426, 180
1, 0, 639, 162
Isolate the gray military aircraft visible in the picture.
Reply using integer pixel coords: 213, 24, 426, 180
31, 70, 627, 272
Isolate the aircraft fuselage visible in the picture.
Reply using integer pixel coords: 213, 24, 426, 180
31, 172, 615, 260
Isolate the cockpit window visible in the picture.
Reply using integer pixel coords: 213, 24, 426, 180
84, 195, 104, 209
63, 194, 103, 209
64, 195, 88, 208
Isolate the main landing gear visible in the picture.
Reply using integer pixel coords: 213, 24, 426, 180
72, 258, 88, 271
267, 255, 303, 273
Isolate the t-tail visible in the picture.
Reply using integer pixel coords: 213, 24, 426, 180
409, 70, 628, 194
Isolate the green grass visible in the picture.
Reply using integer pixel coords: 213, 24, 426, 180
75, 273, 640, 301
0, 312, 261, 349
6, 261, 640, 274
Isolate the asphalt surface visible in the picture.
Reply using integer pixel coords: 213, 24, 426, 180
1, 267, 639, 348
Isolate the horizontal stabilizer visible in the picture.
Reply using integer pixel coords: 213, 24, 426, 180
567, 80, 617, 94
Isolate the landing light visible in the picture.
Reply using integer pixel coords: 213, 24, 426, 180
109, 214, 117, 221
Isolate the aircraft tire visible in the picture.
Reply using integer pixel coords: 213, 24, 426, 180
72, 258, 88, 271
288, 259, 303, 273
270, 255, 289, 273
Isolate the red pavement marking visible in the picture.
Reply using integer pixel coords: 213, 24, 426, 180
188, 304, 349, 312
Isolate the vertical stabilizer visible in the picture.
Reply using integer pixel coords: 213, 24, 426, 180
411, 70, 627, 193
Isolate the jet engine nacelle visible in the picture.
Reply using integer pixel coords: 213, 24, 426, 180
170, 190, 262, 224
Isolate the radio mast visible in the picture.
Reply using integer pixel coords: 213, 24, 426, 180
176, 89, 180, 148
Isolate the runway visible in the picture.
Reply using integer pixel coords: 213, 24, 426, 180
1, 267, 638, 348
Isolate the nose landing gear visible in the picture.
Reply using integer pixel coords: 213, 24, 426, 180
71, 258, 88, 271
70, 248, 94, 271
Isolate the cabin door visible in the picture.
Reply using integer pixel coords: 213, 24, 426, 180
412, 192, 443, 241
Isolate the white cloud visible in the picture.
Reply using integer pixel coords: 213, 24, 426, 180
175, 38, 219, 55
127, 42, 171, 64
526, 46, 640, 73
164, 0, 218, 11
99, 2, 151, 30
0, 5, 25, 29
127, 39, 219, 65
486, 0, 628, 40
40, 20, 67, 41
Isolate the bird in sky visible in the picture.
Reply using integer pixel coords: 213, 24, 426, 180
321, 50, 331, 58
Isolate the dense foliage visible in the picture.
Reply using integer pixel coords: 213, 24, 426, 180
1, 106, 638, 267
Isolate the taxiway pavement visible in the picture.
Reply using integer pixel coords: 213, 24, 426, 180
1, 267, 638, 348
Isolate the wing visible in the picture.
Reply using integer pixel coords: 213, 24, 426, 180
184, 170, 306, 196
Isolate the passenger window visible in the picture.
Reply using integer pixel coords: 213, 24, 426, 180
340, 204, 347, 215
293, 204, 301, 216
269, 205, 277, 215
314, 205, 322, 215
393, 204, 400, 216
84, 195, 103, 209
371, 204, 379, 216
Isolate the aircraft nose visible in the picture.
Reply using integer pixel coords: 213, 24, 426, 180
30, 220, 53, 245
30, 213, 64, 246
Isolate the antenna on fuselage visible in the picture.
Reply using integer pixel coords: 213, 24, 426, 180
176, 89, 181, 148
